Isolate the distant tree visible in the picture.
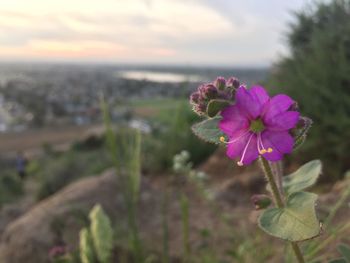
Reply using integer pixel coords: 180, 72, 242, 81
269, 0, 350, 179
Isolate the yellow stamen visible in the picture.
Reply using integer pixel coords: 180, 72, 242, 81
259, 149, 267, 154
219, 136, 226, 143
267, 148, 273, 153
237, 161, 244, 166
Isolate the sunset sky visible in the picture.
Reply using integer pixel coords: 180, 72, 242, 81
0, 0, 311, 66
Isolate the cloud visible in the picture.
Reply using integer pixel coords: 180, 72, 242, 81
0, 0, 308, 65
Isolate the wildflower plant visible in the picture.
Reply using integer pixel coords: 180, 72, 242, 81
173, 150, 211, 200
190, 77, 322, 263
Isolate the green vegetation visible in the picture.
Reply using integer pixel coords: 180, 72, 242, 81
0, 93, 212, 212
102, 98, 143, 262
140, 99, 216, 173
35, 148, 112, 200
26, 97, 215, 201
0, 170, 23, 206
62, 204, 114, 263
84, 205, 113, 263
268, 0, 350, 179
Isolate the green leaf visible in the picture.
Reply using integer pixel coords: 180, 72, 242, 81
79, 228, 95, 263
338, 243, 350, 262
206, 99, 231, 118
191, 117, 225, 144
89, 204, 113, 263
283, 160, 322, 196
259, 191, 320, 242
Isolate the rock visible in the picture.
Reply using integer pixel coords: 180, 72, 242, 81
200, 148, 265, 205
0, 206, 23, 236
0, 169, 222, 263
213, 171, 265, 205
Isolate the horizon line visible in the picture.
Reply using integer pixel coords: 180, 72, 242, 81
0, 60, 270, 70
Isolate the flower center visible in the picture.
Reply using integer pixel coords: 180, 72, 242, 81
250, 119, 265, 133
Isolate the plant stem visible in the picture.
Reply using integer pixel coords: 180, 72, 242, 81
180, 194, 190, 263
259, 157, 305, 263
274, 161, 284, 196
162, 190, 170, 263
291, 242, 306, 263
260, 157, 284, 207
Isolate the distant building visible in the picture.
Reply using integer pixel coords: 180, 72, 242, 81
0, 95, 11, 132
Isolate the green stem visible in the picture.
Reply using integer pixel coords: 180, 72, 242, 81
260, 157, 305, 263
260, 157, 284, 207
180, 194, 190, 263
291, 242, 306, 263
162, 191, 170, 263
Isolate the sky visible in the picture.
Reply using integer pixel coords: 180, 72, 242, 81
0, 0, 311, 66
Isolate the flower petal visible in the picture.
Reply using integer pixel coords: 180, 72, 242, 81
265, 111, 300, 131
240, 134, 259, 165
226, 132, 259, 165
219, 105, 249, 136
236, 86, 264, 119
263, 94, 294, 121
249, 85, 270, 106
261, 130, 294, 162
226, 131, 251, 159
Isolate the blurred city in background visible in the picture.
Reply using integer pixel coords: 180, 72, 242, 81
0, 0, 349, 263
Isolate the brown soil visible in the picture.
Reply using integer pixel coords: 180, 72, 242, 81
0, 124, 102, 156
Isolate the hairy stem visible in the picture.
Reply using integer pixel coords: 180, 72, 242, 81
260, 157, 284, 207
275, 161, 284, 196
260, 157, 305, 263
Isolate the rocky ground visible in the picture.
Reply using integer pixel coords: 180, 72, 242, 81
0, 149, 348, 263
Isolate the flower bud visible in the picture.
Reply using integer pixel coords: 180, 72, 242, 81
189, 76, 241, 116
204, 84, 218, 99
190, 91, 201, 104
226, 77, 240, 89
218, 90, 234, 101
194, 103, 207, 115
251, 194, 272, 210
199, 84, 217, 99
214, 76, 226, 90
289, 101, 299, 111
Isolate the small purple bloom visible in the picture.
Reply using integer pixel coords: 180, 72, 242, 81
219, 86, 299, 166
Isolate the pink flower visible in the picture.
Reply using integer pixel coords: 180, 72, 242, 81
49, 245, 67, 259
219, 86, 299, 166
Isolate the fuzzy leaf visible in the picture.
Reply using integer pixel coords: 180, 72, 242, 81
79, 228, 95, 263
259, 192, 320, 242
89, 204, 113, 263
206, 99, 231, 118
283, 160, 322, 196
338, 243, 350, 262
191, 117, 225, 144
